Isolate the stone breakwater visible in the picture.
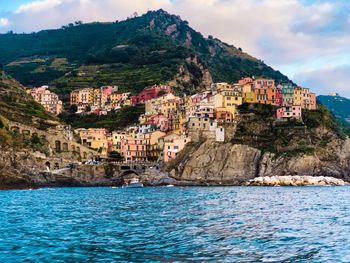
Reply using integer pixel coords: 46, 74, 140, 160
244, 176, 347, 186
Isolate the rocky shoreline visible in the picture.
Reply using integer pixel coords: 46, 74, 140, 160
244, 176, 347, 186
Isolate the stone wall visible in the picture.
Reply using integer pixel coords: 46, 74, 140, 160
6, 120, 98, 161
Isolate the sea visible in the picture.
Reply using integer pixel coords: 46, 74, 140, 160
1, 186, 350, 262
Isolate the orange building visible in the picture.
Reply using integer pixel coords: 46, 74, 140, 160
254, 86, 277, 105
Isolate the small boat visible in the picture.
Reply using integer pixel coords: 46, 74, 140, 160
122, 178, 144, 188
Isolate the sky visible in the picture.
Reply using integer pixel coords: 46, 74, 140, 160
0, 0, 349, 98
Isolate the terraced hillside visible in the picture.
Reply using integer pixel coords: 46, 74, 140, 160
1, 9, 290, 96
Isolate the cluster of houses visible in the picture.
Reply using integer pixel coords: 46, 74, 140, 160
28, 86, 63, 115
67, 77, 317, 163
28, 77, 317, 162
69, 86, 131, 115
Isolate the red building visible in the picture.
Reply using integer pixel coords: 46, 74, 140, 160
275, 87, 283, 106
131, 85, 172, 105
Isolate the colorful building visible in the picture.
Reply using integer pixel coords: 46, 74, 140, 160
276, 106, 302, 120
307, 92, 317, 110
238, 77, 253, 86
275, 87, 283, 106
280, 84, 294, 106
253, 78, 275, 90
121, 131, 166, 162
293, 87, 303, 106
77, 128, 111, 157
163, 135, 191, 162
30, 86, 63, 115
131, 85, 172, 104
111, 131, 127, 153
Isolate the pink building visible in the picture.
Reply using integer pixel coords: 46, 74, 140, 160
148, 114, 170, 132
30, 86, 63, 115
195, 105, 215, 119
131, 85, 172, 105
276, 105, 302, 120
307, 92, 317, 110
253, 79, 275, 90
238, 77, 253, 85
164, 135, 191, 162
101, 86, 113, 97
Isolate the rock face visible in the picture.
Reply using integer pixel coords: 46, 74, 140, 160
139, 168, 177, 186
0, 150, 47, 189
258, 139, 350, 180
245, 176, 346, 186
169, 141, 261, 185
165, 137, 350, 186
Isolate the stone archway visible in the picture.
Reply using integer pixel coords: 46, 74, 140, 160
55, 140, 61, 152
120, 170, 139, 178
62, 143, 68, 152
45, 161, 51, 170
22, 130, 31, 137
10, 126, 20, 134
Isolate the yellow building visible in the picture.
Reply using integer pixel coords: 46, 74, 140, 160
241, 83, 253, 94
220, 88, 242, 112
79, 88, 94, 104
78, 128, 110, 157
93, 88, 102, 107
243, 92, 256, 103
147, 131, 167, 160
145, 93, 181, 117
111, 131, 128, 153
208, 93, 237, 117
215, 82, 233, 91
293, 87, 303, 106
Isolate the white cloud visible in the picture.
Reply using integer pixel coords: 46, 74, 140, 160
15, 0, 63, 14
294, 65, 350, 98
1, 0, 349, 96
0, 18, 10, 27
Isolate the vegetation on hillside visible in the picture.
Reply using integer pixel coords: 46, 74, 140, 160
234, 104, 348, 157
0, 76, 57, 127
317, 95, 350, 128
1, 9, 290, 96
59, 105, 145, 130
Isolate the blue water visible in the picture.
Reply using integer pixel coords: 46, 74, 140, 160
1, 187, 350, 262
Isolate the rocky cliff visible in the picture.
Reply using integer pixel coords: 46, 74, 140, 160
164, 139, 350, 185
163, 104, 350, 185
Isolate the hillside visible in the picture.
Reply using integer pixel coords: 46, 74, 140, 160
0, 73, 59, 148
318, 94, 350, 128
164, 104, 350, 185
0, 9, 289, 96
0, 73, 58, 128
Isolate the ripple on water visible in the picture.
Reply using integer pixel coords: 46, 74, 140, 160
1, 186, 350, 262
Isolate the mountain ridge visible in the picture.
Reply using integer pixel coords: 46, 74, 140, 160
1, 9, 290, 96
318, 94, 350, 128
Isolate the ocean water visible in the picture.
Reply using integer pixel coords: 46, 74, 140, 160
1, 187, 350, 262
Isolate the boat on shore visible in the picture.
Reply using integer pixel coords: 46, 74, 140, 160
122, 178, 144, 188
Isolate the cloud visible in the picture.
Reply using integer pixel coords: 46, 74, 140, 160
15, 0, 63, 14
294, 65, 350, 98
1, 0, 350, 96
5, 0, 171, 32
0, 18, 9, 27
